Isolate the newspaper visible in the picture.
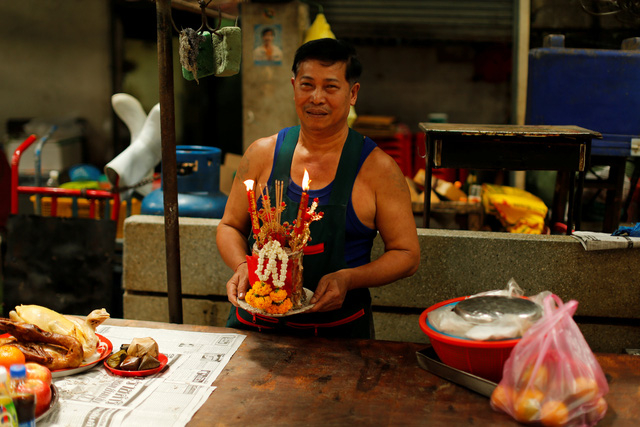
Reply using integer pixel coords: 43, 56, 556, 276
572, 231, 640, 251
39, 325, 246, 427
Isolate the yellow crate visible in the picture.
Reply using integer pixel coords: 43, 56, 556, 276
31, 195, 99, 218
30, 196, 140, 239
110, 198, 141, 239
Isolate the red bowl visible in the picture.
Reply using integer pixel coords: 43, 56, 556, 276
419, 296, 520, 383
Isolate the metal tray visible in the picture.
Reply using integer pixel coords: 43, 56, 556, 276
416, 347, 497, 398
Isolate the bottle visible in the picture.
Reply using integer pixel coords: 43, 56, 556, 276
0, 367, 17, 427
8, 366, 34, 427
468, 184, 482, 203
46, 170, 59, 188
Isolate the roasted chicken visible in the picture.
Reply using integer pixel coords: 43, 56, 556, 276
9, 305, 110, 360
0, 319, 83, 370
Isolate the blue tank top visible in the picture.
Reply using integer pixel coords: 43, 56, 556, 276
267, 127, 378, 268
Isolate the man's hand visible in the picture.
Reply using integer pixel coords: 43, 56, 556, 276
307, 269, 351, 312
226, 262, 250, 306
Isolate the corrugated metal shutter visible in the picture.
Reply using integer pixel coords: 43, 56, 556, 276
314, 0, 514, 43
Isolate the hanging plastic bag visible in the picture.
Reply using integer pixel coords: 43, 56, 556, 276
490, 294, 609, 426
482, 184, 548, 234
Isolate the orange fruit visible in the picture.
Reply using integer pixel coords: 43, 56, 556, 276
514, 388, 545, 422
585, 397, 607, 424
490, 384, 514, 412
519, 363, 550, 391
570, 376, 599, 403
0, 345, 26, 370
540, 400, 569, 426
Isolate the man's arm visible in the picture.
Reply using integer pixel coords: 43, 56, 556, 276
216, 136, 276, 305
309, 149, 420, 312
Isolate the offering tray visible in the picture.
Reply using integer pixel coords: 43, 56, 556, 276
239, 288, 314, 317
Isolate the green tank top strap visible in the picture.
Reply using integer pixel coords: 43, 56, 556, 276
272, 126, 365, 207
329, 128, 364, 205
272, 126, 299, 184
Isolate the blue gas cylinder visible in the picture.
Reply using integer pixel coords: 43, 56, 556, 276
141, 145, 228, 218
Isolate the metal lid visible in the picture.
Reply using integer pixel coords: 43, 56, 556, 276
454, 296, 542, 324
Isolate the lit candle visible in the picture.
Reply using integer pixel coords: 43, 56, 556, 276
295, 170, 310, 235
244, 179, 261, 239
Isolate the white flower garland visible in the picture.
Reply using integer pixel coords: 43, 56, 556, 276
256, 240, 288, 288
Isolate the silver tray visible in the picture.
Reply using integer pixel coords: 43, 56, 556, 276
416, 347, 497, 398
454, 296, 542, 324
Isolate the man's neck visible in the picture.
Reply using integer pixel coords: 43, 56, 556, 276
298, 125, 349, 155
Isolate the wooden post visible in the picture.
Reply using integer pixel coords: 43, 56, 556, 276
156, 0, 183, 324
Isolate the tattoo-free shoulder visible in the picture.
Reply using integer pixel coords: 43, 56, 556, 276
239, 134, 278, 182
361, 147, 409, 192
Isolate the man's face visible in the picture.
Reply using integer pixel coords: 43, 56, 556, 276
291, 59, 359, 134
262, 31, 274, 44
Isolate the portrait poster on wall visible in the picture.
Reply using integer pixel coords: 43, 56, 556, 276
253, 24, 283, 65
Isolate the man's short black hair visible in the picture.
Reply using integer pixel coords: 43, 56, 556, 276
292, 38, 362, 84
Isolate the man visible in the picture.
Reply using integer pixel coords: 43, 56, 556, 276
217, 38, 419, 338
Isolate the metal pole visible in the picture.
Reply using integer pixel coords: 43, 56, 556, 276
156, 0, 183, 324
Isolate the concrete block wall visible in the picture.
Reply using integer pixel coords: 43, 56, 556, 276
122, 215, 640, 353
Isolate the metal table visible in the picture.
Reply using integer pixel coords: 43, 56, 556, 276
107, 318, 640, 426
419, 123, 601, 235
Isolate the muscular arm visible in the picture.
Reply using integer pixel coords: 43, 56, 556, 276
309, 149, 420, 312
216, 136, 276, 305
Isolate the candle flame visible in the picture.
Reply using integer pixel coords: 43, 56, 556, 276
244, 179, 255, 191
302, 169, 310, 191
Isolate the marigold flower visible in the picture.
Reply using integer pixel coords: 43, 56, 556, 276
246, 289, 273, 310
270, 289, 288, 303
251, 281, 272, 296
265, 298, 293, 314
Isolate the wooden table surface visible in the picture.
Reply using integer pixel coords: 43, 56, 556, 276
106, 318, 640, 426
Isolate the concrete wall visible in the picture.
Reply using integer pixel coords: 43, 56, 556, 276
240, 2, 309, 151
0, 1, 112, 166
122, 215, 640, 353
355, 44, 512, 134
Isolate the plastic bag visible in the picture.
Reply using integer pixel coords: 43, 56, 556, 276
490, 294, 609, 426
428, 278, 547, 340
482, 184, 548, 234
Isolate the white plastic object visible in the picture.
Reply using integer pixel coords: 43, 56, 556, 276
46, 170, 60, 187
105, 97, 162, 199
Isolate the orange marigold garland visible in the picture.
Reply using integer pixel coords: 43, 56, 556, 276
245, 285, 273, 310
265, 298, 293, 315
245, 281, 295, 314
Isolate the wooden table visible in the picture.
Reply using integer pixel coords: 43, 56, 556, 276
418, 123, 602, 235
107, 318, 640, 426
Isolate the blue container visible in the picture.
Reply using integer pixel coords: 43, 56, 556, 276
526, 35, 640, 156
141, 145, 228, 218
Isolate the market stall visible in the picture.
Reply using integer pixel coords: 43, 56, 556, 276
32, 318, 640, 426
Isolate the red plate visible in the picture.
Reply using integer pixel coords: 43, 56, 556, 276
104, 353, 168, 377
51, 334, 113, 377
